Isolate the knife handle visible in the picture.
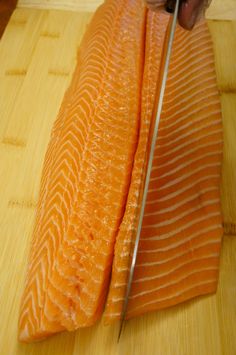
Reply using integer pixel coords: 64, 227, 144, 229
165, 0, 182, 13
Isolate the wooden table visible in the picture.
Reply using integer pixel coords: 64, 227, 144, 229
0, 1, 236, 354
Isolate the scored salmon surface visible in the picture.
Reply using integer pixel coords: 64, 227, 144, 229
104, 13, 223, 321
18, 0, 223, 343
19, 0, 146, 341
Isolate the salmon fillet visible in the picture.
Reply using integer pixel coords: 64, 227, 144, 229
104, 10, 170, 321
18, 0, 146, 342
104, 13, 223, 321
18, 0, 223, 342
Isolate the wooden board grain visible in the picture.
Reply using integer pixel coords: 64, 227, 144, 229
17, 0, 103, 12
206, 0, 236, 20
208, 20, 236, 233
0, 6, 236, 355
16, 0, 236, 20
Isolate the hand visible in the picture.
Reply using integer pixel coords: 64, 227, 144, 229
145, 0, 211, 30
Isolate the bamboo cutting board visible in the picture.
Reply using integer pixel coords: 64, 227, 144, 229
0, 1, 236, 354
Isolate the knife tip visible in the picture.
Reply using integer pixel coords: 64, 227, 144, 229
117, 320, 124, 342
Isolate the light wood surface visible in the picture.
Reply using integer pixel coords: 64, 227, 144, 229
0, 4, 236, 355
16, 0, 236, 20
18, 0, 103, 12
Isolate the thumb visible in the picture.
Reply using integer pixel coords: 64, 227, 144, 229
178, 0, 209, 30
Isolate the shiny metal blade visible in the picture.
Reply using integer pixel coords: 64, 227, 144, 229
117, 0, 180, 341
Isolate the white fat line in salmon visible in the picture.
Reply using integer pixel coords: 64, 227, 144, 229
53, 204, 68, 230
148, 174, 219, 203
57, 248, 109, 280
164, 49, 215, 84
154, 132, 221, 160
164, 72, 216, 103
38, 228, 58, 264
168, 52, 213, 81
42, 137, 80, 177
164, 63, 215, 93
26, 244, 103, 305
31, 220, 64, 262
84, 136, 137, 168
165, 71, 216, 104
170, 21, 206, 44
169, 41, 213, 78
139, 224, 222, 253
20, 291, 39, 328
31, 214, 117, 266
156, 115, 221, 144
46, 289, 77, 323
114, 225, 222, 272
115, 239, 220, 272
29, 234, 56, 277
154, 138, 222, 166
118, 212, 221, 245
163, 81, 217, 107
19, 318, 34, 340
42, 151, 80, 192
34, 273, 44, 309
63, 238, 110, 258
38, 191, 126, 245
38, 106, 73, 239
143, 199, 220, 228
127, 279, 217, 316
142, 210, 221, 232
50, 272, 98, 307
148, 162, 220, 191
163, 78, 217, 112
55, 263, 79, 284
19, 325, 30, 341
152, 150, 221, 179
110, 266, 218, 302
161, 95, 219, 126
171, 35, 211, 62
145, 186, 219, 215
114, 225, 222, 260
92, 112, 135, 134
46, 278, 95, 318
135, 240, 220, 267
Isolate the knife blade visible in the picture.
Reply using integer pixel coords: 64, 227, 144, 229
117, 0, 180, 340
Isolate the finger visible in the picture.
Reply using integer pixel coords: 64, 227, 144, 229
178, 0, 206, 30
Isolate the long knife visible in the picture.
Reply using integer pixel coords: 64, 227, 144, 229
118, 0, 180, 340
